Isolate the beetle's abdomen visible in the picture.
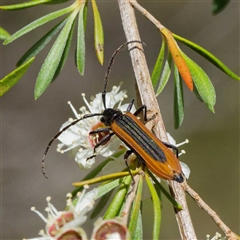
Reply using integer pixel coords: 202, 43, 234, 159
115, 115, 167, 163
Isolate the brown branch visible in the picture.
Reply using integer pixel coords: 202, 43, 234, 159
130, 0, 166, 31
117, 0, 197, 239
125, 2, 240, 240
183, 182, 240, 240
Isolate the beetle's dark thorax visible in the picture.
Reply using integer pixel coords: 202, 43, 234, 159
101, 108, 123, 126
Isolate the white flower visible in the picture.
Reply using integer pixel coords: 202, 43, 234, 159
25, 186, 97, 240
206, 232, 225, 240
91, 218, 130, 240
167, 133, 191, 179
57, 85, 131, 169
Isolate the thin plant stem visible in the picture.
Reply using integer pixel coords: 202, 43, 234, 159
183, 182, 240, 240
120, 173, 141, 224
117, 0, 197, 239
130, 0, 166, 31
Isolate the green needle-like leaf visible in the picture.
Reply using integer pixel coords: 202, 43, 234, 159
0, 27, 10, 40
145, 171, 161, 240
96, 178, 123, 199
91, 0, 104, 65
181, 52, 216, 113
151, 39, 166, 88
71, 150, 124, 198
76, 4, 87, 75
148, 170, 182, 210
0, 57, 35, 97
156, 52, 172, 97
72, 170, 134, 187
34, 9, 79, 99
46, 0, 72, 4
83, 1, 88, 30
3, 4, 75, 45
104, 176, 132, 219
132, 210, 143, 240
173, 63, 184, 129
173, 33, 240, 81
129, 176, 143, 239
17, 18, 67, 66
212, 0, 230, 14
0, 0, 52, 10
53, 18, 75, 79
90, 190, 113, 219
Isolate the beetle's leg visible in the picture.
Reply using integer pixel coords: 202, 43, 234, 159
94, 132, 114, 150
133, 105, 147, 121
89, 129, 114, 151
134, 105, 157, 125
86, 132, 115, 161
86, 154, 97, 161
126, 99, 135, 112
89, 127, 111, 134
86, 128, 114, 161
161, 141, 179, 158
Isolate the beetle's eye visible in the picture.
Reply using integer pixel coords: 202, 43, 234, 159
100, 116, 104, 122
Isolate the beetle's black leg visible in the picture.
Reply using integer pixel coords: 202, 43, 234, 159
86, 129, 114, 162
91, 132, 115, 151
133, 105, 147, 121
134, 105, 157, 124
86, 132, 115, 161
89, 127, 111, 134
161, 141, 179, 158
126, 99, 135, 112
86, 154, 97, 161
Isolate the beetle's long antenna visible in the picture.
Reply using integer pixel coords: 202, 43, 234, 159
42, 113, 102, 179
102, 40, 145, 109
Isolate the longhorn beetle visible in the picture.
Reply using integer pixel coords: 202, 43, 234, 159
42, 40, 184, 183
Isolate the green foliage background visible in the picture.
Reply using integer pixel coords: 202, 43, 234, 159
1, 1, 239, 239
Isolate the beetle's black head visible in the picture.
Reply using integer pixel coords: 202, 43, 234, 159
173, 173, 184, 183
101, 108, 122, 126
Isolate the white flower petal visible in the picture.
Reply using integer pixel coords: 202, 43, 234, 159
25, 237, 52, 240
108, 92, 127, 108
57, 85, 131, 171
106, 232, 122, 240
75, 189, 98, 217
64, 216, 87, 228
75, 149, 96, 169
166, 133, 190, 179
91, 93, 104, 112
167, 133, 176, 145
180, 161, 190, 179
28, 188, 97, 240
99, 137, 122, 157
58, 122, 83, 146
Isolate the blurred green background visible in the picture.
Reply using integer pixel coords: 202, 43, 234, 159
1, 1, 239, 239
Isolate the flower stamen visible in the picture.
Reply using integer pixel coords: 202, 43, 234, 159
31, 207, 47, 223
67, 101, 79, 119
